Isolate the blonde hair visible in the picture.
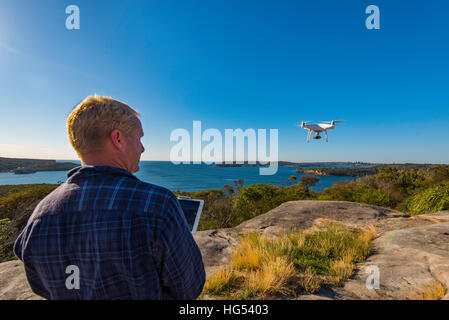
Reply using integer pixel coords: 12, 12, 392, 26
67, 96, 140, 155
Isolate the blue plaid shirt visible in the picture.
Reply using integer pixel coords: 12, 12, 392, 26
13, 165, 205, 300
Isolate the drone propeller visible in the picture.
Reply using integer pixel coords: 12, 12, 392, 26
295, 120, 313, 126
326, 120, 346, 125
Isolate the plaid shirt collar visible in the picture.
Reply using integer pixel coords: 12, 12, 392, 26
67, 165, 140, 182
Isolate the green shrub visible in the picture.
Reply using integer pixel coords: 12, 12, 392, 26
318, 180, 391, 208
350, 184, 392, 207
232, 184, 310, 225
232, 184, 282, 224
407, 185, 449, 216
0, 184, 58, 220
317, 181, 355, 202
0, 218, 10, 242
299, 175, 319, 190
0, 218, 15, 262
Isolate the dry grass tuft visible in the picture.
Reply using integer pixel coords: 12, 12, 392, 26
409, 281, 447, 300
297, 267, 321, 293
329, 259, 354, 286
246, 256, 295, 297
202, 267, 240, 297
202, 222, 377, 299
231, 236, 263, 270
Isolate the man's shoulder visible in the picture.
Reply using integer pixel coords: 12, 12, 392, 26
30, 173, 178, 219
101, 175, 178, 215
131, 179, 177, 204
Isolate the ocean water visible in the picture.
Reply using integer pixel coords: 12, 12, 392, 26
0, 161, 355, 192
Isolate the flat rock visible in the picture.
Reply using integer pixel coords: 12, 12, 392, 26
0, 260, 42, 300
332, 221, 449, 300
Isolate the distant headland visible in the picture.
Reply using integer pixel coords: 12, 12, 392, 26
0, 157, 79, 174
215, 161, 373, 168
216, 161, 435, 177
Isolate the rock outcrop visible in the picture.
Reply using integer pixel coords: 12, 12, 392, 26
1, 201, 448, 300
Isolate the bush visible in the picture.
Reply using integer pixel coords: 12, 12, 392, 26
0, 184, 58, 220
232, 184, 310, 225
0, 218, 10, 243
0, 184, 58, 263
350, 184, 392, 207
318, 180, 392, 208
0, 218, 15, 262
299, 175, 319, 190
232, 184, 282, 225
407, 185, 449, 216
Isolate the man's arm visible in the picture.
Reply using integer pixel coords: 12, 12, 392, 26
152, 192, 206, 300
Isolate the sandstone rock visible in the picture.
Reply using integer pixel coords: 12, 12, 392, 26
0, 260, 42, 300
332, 221, 449, 300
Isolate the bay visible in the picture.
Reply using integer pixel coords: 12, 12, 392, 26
0, 160, 355, 192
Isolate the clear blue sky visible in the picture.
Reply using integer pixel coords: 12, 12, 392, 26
0, 0, 448, 163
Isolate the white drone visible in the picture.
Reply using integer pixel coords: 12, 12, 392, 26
297, 120, 345, 142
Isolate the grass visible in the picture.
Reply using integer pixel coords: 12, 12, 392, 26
409, 281, 447, 300
201, 221, 377, 299
407, 185, 449, 216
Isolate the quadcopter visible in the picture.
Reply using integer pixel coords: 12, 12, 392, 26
296, 120, 345, 142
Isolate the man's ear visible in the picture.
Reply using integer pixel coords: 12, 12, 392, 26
109, 129, 124, 150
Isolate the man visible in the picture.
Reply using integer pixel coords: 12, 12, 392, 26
13, 96, 205, 299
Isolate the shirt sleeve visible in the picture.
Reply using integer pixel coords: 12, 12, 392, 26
152, 192, 206, 300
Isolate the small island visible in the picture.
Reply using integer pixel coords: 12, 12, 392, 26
0, 157, 78, 174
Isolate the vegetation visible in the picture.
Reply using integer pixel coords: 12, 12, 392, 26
299, 175, 319, 190
296, 167, 380, 177
0, 218, 13, 262
201, 221, 376, 299
295, 163, 433, 177
317, 165, 449, 213
409, 281, 447, 300
0, 157, 78, 174
0, 184, 58, 220
0, 184, 59, 262
176, 181, 313, 231
179, 165, 449, 230
407, 185, 449, 216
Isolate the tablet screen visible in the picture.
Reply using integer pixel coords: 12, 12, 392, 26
178, 199, 203, 233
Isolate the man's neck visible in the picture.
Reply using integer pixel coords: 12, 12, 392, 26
80, 154, 127, 172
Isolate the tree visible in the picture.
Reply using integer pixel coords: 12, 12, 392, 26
300, 175, 319, 191
281, 175, 297, 186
